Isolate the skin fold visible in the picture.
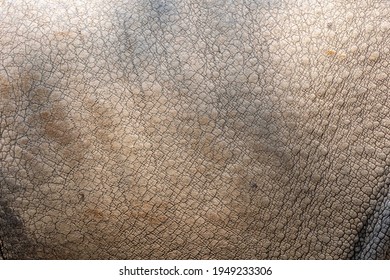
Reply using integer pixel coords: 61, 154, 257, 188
0, 0, 389, 259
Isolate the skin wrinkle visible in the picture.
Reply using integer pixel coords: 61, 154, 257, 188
0, 0, 389, 259
352, 172, 390, 259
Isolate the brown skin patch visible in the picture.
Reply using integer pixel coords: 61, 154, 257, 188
24, 100, 80, 148
54, 31, 78, 39
84, 209, 105, 221
1, 71, 89, 183
127, 200, 170, 226
325, 49, 337, 56
37, 105, 76, 146
0, 75, 11, 98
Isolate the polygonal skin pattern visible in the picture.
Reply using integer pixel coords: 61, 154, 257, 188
0, 0, 389, 259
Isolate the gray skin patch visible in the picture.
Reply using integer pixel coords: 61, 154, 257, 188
0, 169, 36, 259
352, 170, 390, 259
0, 200, 36, 259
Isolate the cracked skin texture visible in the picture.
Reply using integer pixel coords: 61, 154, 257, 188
0, 0, 389, 259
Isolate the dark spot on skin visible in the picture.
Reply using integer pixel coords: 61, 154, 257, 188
0, 240, 5, 259
250, 182, 258, 189
0, 201, 36, 259
327, 22, 333, 29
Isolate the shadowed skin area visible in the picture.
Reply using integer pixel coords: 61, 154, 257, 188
0, 0, 389, 259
